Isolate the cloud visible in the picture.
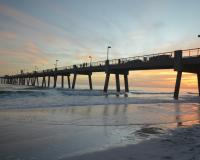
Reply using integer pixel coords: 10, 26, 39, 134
0, 4, 60, 34
0, 41, 49, 66
0, 4, 89, 50
0, 32, 17, 40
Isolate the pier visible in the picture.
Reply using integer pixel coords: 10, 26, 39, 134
1, 48, 200, 99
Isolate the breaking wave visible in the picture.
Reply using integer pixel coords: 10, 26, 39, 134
0, 85, 199, 109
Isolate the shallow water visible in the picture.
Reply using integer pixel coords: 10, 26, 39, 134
0, 84, 200, 160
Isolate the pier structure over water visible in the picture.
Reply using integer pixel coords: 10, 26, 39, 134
1, 48, 200, 99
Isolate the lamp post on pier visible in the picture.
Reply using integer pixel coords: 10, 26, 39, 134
107, 46, 111, 61
54, 60, 59, 70
89, 56, 92, 66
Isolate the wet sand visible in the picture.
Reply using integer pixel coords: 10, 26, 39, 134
63, 125, 200, 160
0, 103, 200, 160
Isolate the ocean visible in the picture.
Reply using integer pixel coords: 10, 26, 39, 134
0, 84, 200, 160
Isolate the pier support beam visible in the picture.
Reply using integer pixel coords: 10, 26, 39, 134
67, 75, 71, 88
47, 76, 50, 88
115, 74, 120, 93
124, 73, 129, 92
174, 50, 183, 100
174, 71, 182, 100
197, 73, 200, 96
53, 76, 57, 88
88, 74, 93, 90
72, 74, 77, 89
61, 75, 64, 88
104, 73, 110, 93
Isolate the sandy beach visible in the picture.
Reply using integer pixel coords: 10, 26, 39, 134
63, 124, 200, 160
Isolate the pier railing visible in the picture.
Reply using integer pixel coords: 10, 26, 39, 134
19, 48, 200, 75
182, 48, 200, 57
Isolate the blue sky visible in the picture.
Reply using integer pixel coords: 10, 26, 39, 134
0, 0, 200, 75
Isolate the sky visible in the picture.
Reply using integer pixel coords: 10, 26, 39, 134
0, 0, 199, 91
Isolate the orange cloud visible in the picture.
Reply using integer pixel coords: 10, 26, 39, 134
0, 41, 49, 73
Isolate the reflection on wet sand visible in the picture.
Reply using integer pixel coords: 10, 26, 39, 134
0, 103, 200, 127
174, 103, 200, 127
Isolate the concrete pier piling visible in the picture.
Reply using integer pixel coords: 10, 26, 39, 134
61, 75, 64, 88
124, 73, 129, 92
173, 50, 183, 100
47, 76, 50, 87
67, 75, 71, 88
115, 74, 120, 93
72, 74, 77, 89
174, 71, 182, 100
53, 76, 57, 88
88, 74, 93, 90
104, 73, 110, 93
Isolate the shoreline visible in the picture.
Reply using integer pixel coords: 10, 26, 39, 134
62, 124, 200, 160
